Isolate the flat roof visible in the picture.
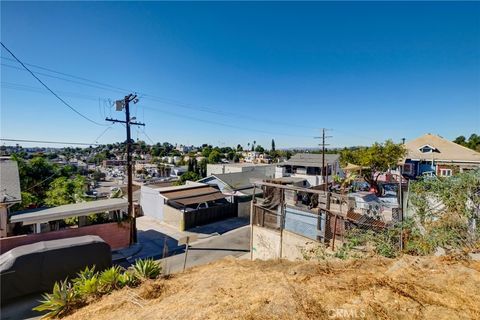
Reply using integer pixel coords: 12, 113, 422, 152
160, 185, 228, 206
209, 162, 274, 168
10, 198, 128, 225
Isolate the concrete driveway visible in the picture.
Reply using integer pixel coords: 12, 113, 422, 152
113, 216, 250, 270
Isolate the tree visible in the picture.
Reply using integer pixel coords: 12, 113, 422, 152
45, 176, 87, 207
208, 150, 222, 164
233, 154, 240, 163
227, 150, 235, 160
255, 145, 265, 153
271, 139, 275, 152
198, 158, 208, 177
340, 140, 406, 195
92, 170, 106, 182
453, 133, 480, 152
454, 135, 467, 146
174, 171, 201, 185
236, 144, 243, 152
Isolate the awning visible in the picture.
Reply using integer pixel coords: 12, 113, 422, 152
160, 186, 218, 200
10, 198, 128, 225
171, 192, 227, 206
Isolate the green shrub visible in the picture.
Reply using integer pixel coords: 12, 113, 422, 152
98, 266, 123, 293
119, 270, 139, 287
33, 280, 80, 318
132, 258, 162, 280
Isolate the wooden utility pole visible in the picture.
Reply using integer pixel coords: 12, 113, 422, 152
106, 94, 145, 244
314, 128, 332, 192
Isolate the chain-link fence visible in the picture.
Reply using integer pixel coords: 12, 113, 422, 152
250, 175, 480, 261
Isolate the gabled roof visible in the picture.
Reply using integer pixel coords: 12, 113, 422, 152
0, 158, 21, 204
405, 134, 480, 162
205, 171, 270, 191
281, 153, 340, 167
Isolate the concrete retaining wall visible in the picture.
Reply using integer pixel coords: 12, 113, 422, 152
251, 225, 318, 261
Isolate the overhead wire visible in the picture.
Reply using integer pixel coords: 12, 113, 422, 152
0, 138, 101, 146
2, 52, 382, 143
1, 43, 108, 126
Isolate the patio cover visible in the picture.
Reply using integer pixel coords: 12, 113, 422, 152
10, 198, 128, 225
161, 186, 228, 206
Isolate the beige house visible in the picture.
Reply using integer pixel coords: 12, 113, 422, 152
403, 134, 480, 177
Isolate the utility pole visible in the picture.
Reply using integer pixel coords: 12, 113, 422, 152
106, 94, 145, 244
314, 128, 332, 192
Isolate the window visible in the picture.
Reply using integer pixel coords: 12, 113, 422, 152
418, 145, 436, 153
439, 169, 452, 177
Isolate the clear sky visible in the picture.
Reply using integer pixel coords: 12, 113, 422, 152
1, 1, 479, 149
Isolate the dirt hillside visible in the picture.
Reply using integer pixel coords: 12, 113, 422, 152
65, 255, 480, 320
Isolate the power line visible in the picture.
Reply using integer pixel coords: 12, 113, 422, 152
2, 53, 382, 143
1, 138, 101, 146
1, 56, 133, 93
1, 43, 108, 126
2, 57, 317, 130
1, 81, 110, 102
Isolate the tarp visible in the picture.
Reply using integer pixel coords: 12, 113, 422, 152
0, 235, 111, 302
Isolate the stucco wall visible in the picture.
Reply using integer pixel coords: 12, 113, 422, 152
252, 225, 319, 261
140, 186, 164, 220
163, 205, 184, 230
238, 200, 251, 218
1, 221, 131, 253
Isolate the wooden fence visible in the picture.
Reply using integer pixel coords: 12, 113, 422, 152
184, 203, 237, 229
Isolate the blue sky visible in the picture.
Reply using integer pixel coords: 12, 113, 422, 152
1, 1, 479, 149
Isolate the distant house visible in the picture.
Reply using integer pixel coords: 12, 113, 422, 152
0, 157, 22, 238
403, 134, 480, 178
102, 159, 127, 168
275, 153, 343, 187
139, 183, 237, 230
198, 171, 271, 217
207, 162, 275, 177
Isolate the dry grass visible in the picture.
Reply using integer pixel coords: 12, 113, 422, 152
65, 255, 480, 320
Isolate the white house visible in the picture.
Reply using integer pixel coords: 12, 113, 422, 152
275, 153, 343, 187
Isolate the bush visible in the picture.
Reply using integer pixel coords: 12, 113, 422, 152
73, 267, 99, 299
33, 280, 80, 318
98, 266, 123, 293
132, 258, 162, 280
33, 259, 163, 317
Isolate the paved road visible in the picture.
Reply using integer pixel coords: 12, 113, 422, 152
161, 225, 250, 274
113, 216, 250, 267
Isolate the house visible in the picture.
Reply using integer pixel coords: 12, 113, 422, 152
0, 157, 22, 238
275, 153, 343, 188
102, 159, 127, 168
139, 183, 237, 230
403, 134, 480, 178
198, 171, 272, 217
207, 162, 275, 176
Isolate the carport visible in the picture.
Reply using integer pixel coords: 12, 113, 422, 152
10, 198, 128, 232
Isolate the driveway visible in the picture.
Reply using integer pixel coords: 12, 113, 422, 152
113, 216, 250, 270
